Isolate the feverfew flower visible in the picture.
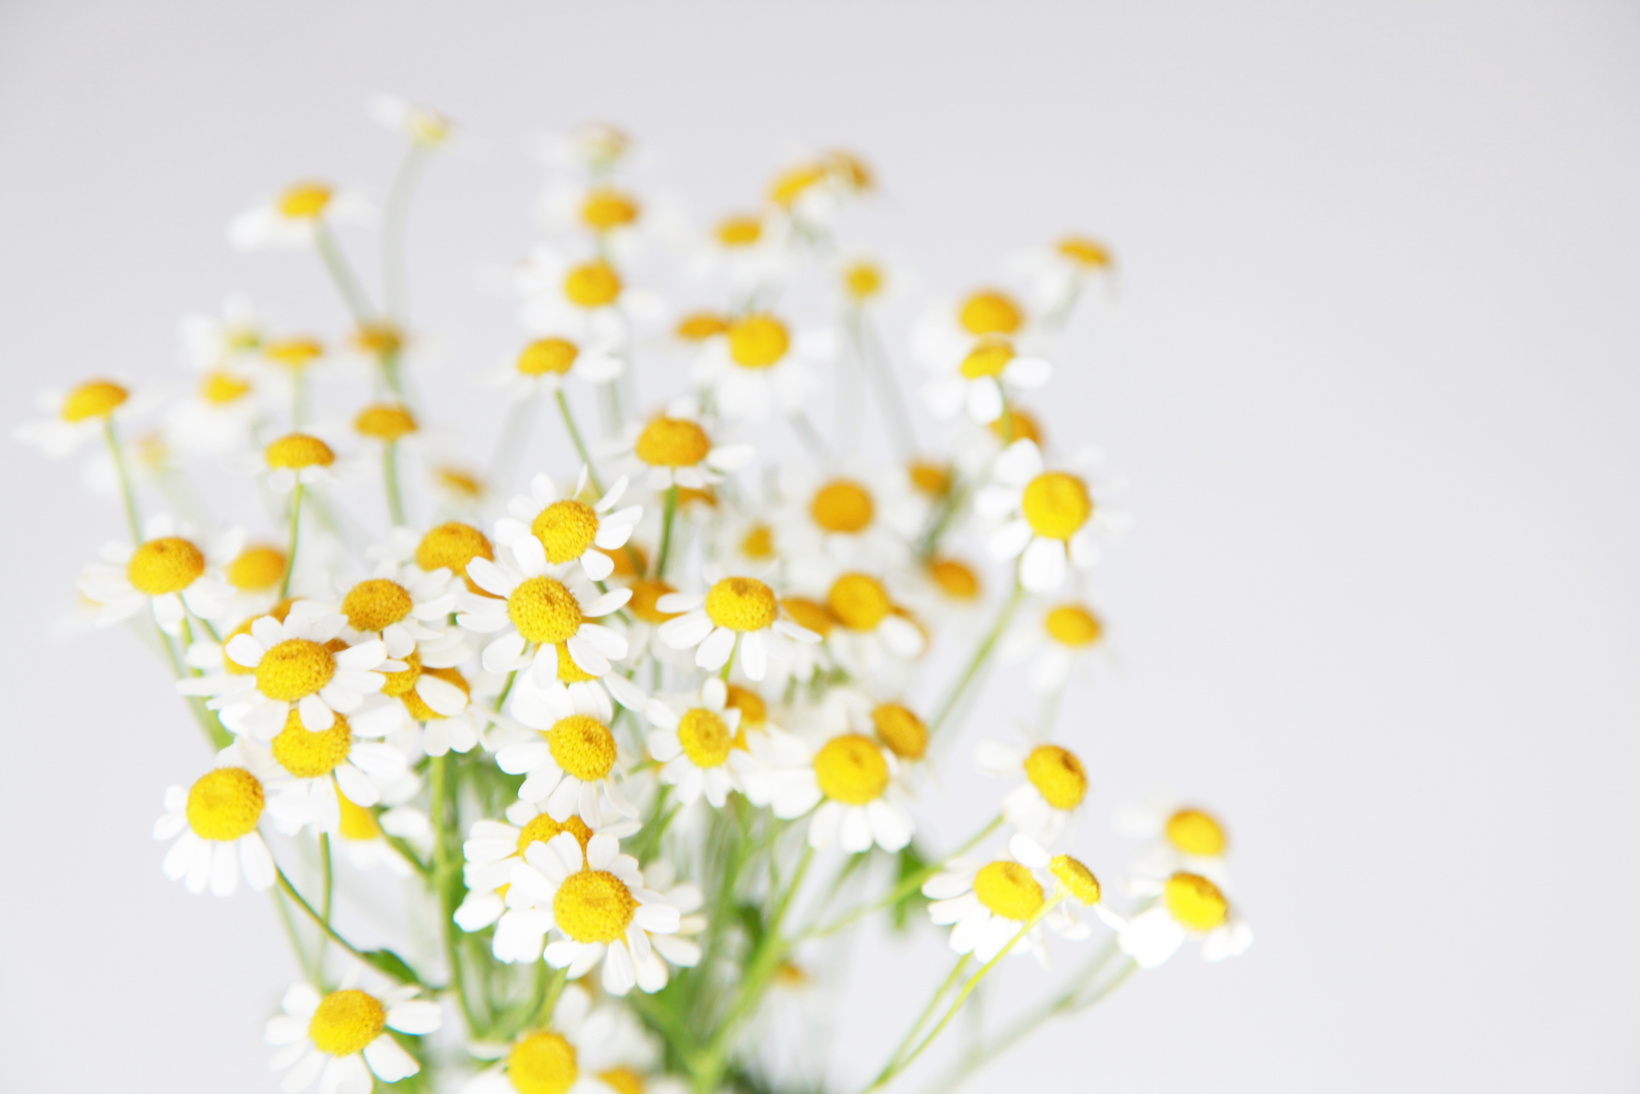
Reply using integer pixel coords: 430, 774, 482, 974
208, 610, 393, 736
265, 979, 440, 1092
456, 804, 636, 933
643, 677, 757, 807
497, 686, 639, 825
617, 409, 754, 492
1000, 595, 1110, 694
263, 432, 340, 494
692, 312, 826, 421
922, 836, 1092, 967
494, 335, 625, 402
1115, 793, 1234, 886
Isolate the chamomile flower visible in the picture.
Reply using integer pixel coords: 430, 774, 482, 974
456, 803, 638, 933
815, 686, 930, 768
802, 570, 926, 687
911, 285, 1035, 373
655, 572, 820, 681
539, 179, 647, 248
354, 660, 488, 757
643, 677, 758, 807
209, 610, 393, 736
230, 180, 371, 250
498, 686, 638, 825
463, 985, 635, 1094
15, 378, 134, 458
615, 407, 755, 491
337, 557, 463, 661
264, 432, 341, 494
517, 246, 647, 340
368, 93, 458, 149
166, 368, 261, 454
371, 520, 495, 594
922, 836, 1092, 967
764, 731, 915, 853
1115, 793, 1234, 886
1118, 872, 1253, 968
78, 515, 238, 634
496, 832, 688, 995
976, 439, 1126, 592
1000, 596, 1110, 694
494, 469, 643, 584
920, 333, 1052, 425
975, 731, 1090, 845
154, 740, 283, 896
265, 979, 440, 1092
178, 294, 264, 369
1008, 233, 1117, 316
681, 209, 791, 297
764, 148, 873, 227
774, 464, 919, 572
494, 335, 625, 402
692, 312, 827, 421
264, 707, 411, 833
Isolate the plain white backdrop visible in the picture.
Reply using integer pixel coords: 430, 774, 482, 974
2, 2, 1638, 1091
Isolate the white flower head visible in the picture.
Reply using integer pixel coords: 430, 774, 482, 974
78, 515, 240, 635
455, 802, 639, 934
16, 378, 136, 458
1115, 792, 1235, 887
612, 405, 754, 492
655, 569, 820, 683
463, 983, 658, 1094
975, 729, 1090, 846
692, 312, 828, 421
922, 834, 1102, 968
263, 431, 342, 494
999, 593, 1112, 695
764, 730, 915, 854
153, 740, 284, 896
498, 685, 639, 825
1119, 871, 1253, 969
492, 333, 625, 402
368, 93, 458, 149
265, 976, 440, 1093
494, 469, 642, 584
229, 181, 371, 251
643, 677, 762, 808
975, 439, 1128, 593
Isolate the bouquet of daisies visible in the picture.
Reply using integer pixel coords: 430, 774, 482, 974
19, 97, 1251, 1094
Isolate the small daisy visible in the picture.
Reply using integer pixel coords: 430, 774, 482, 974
976, 439, 1127, 593
369, 521, 495, 594
264, 432, 341, 494
655, 572, 820, 681
493, 335, 625, 403
78, 515, 239, 634
921, 333, 1052, 425
229, 180, 370, 250
922, 835, 1096, 967
266, 978, 441, 1092
154, 740, 283, 896
764, 148, 873, 227
1114, 793, 1234, 886
209, 609, 393, 736
815, 686, 930, 768
496, 832, 688, 995
764, 731, 915, 853
15, 378, 133, 458
337, 557, 464, 662
975, 731, 1090, 845
692, 312, 827, 421
538, 178, 647, 248
463, 985, 644, 1094
1007, 233, 1117, 317
368, 93, 459, 150
910, 285, 1036, 376
516, 246, 663, 342
497, 686, 638, 825
680, 209, 792, 298
166, 368, 261, 455
354, 660, 487, 757
455, 802, 636, 933
999, 595, 1111, 694
643, 677, 759, 807
536, 119, 633, 173
614, 407, 755, 492
773, 464, 919, 572
264, 707, 411, 834
1118, 871, 1253, 968
493, 469, 642, 584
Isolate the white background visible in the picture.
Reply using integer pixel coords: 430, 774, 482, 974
2, 2, 1638, 1091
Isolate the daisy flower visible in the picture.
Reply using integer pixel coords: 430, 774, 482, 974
922, 835, 1096, 967
229, 180, 370, 250
15, 378, 133, 458
166, 368, 261, 455
495, 832, 688, 995
655, 572, 820, 681
78, 515, 238, 635
643, 677, 760, 807
264, 707, 411, 833
921, 333, 1052, 425
367, 521, 497, 595
337, 556, 463, 662
354, 660, 487, 757
455, 802, 637, 933
999, 595, 1110, 694
815, 686, 930, 768
773, 464, 919, 572
457, 535, 630, 686
263, 432, 341, 494
464, 984, 653, 1094
209, 609, 393, 736
497, 685, 639, 825
975, 730, 1090, 845
680, 209, 791, 298
493, 335, 625, 403
1118, 871, 1253, 969
265, 978, 440, 1092
538, 178, 647, 250
910, 285, 1035, 375
153, 740, 283, 896
493, 469, 642, 584
764, 730, 915, 853
692, 312, 827, 421
516, 246, 663, 342
810, 570, 927, 679
368, 93, 458, 150
615, 407, 755, 492
976, 439, 1126, 593
1114, 793, 1234, 886
1007, 233, 1117, 318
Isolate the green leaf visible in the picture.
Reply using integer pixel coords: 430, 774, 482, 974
890, 842, 932, 931
362, 948, 421, 985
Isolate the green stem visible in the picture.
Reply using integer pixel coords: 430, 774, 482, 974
553, 388, 605, 495
313, 219, 375, 327
383, 440, 407, 526
381, 144, 431, 323
102, 419, 142, 543
278, 483, 304, 599
787, 409, 828, 461
271, 886, 320, 984
925, 583, 1023, 740
317, 832, 333, 970
852, 308, 917, 461
430, 755, 481, 1034
656, 485, 679, 578
274, 866, 380, 972
883, 956, 969, 1074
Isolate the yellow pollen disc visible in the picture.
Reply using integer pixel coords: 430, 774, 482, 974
635, 417, 711, 467
380, 649, 422, 697
550, 642, 597, 684
185, 766, 264, 840
1165, 809, 1228, 856
126, 537, 205, 595
716, 214, 763, 247
507, 1031, 579, 1094
265, 433, 335, 470
675, 312, 728, 341
959, 338, 1015, 379
704, 577, 778, 632
842, 261, 883, 300
436, 467, 485, 499
727, 314, 790, 369
871, 703, 927, 761
824, 149, 873, 191
907, 460, 950, 497
353, 323, 403, 356
547, 715, 617, 781
402, 667, 468, 721
1021, 471, 1092, 541
271, 709, 352, 778
416, 522, 493, 590
973, 860, 1045, 921
563, 261, 621, 308
354, 403, 417, 440
506, 576, 583, 645
826, 573, 891, 632
598, 1067, 646, 1094
724, 683, 766, 728
958, 290, 1022, 336
626, 579, 678, 625
581, 188, 640, 230
812, 734, 889, 805
780, 596, 833, 638
337, 792, 380, 841
264, 338, 323, 368
990, 409, 1042, 445
277, 182, 333, 219
226, 545, 287, 591
1164, 872, 1230, 931
1023, 745, 1087, 811
531, 500, 600, 563
254, 638, 337, 702
517, 338, 580, 376
516, 812, 593, 856
768, 162, 826, 207
1049, 855, 1102, 905
200, 370, 252, 405
61, 380, 129, 422
928, 558, 981, 601
1057, 235, 1113, 269
740, 523, 775, 560
1044, 604, 1102, 647
553, 870, 637, 944
306, 989, 385, 1057
342, 578, 413, 632
810, 480, 874, 534
677, 708, 732, 768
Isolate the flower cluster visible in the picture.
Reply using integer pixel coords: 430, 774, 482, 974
21, 101, 1250, 1093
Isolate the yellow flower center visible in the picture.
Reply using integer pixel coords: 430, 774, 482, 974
265, 433, 335, 470
927, 558, 980, 601
1165, 809, 1227, 856
635, 417, 711, 467
972, 860, 1045, 921
675, 312, 729, 341
958, 290, 1022, 336
826, 573, 891, 631
739, 523, 775, 560
277, 183, 333, 219
990, 408, 1041, 445
724, 683, 766, 728
677, 708, 732, 768
254, 638, 337, 702
598, 1067, 645, 1094
553, 870, 638, 943
842, 260, 883, 300
1049, 855, 1102, 905
516, 812, 593, 856
780, 596, 834, 638
581, 188, 640, 231
342, 578, 413, 632
907, 460, 950, 497
62, 379, 130, 422
517, 338, 580, 376
126, 537, 205, 595
1021, 471, 1092, 541
507, 577, 584, 645
1056, 235, 1113, 269
353, 323, 403, 357
380, 650, 422, 697
200, 370, 252, 405
810, 480, 874, 534
416, 522, 493, 587
402, 667, 468, 721
1043, 604, 1102, 647
436, 466, 484, 499
871, 704, 927, 760
337, 792, 380, 840
959, 338, 1015, 379
812, 734, 889, 805
716, 215, 763, 247
531, 500, 599, 564
1022, 745, 1087, 811
626, 579, 678, 625
270, 709, 352, 778
546, 714, 617, 781
704, 577, 777, 632
307, 989, 385, 1057
507, 1031, 578, 1094
354, 403, 417, 440
184, 766, 264, 841
226, 546, 287, 591
768, 163, 826, 208
1164, 872, 1230, 931
563, 261, 621, 308
727, 314, 790, 369
264, 338, 324, 368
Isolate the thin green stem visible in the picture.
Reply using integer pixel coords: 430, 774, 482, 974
317, 832, 334, 970
383, 441, 407, 526
883, 955, 969, 1074
553, 388, 605, 495
656, 485, 679, 578
312, 219, 375, 327
271, 886, 320, 984
852, 308, 917, 461
925, 582, 1023, 740
102, 419, 142, 543
278, 483, 304, 599
381, 144, 431, 323
274, 865, 377, 971
430, 755, 481, 1034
